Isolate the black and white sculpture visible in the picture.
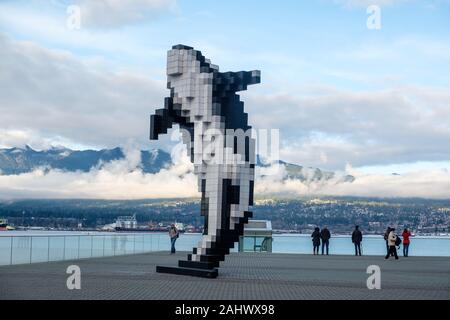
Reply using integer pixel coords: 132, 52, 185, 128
150, 45, 260, 278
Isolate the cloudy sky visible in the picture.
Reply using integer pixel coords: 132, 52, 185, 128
1, 0, 450, 199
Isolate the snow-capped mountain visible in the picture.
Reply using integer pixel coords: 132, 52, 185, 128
0, 146, 171, 175
256, 156, 355, 183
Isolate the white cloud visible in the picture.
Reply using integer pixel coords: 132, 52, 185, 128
0, 33, 166, 149
0, 2, 167, 69
0, 128, 97, 150
75, 0, 177, 28
0, 130, 43, 149
255, 164, 450, 199
246, 85, 450, 170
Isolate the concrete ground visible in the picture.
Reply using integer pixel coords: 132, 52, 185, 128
1, 252, 449, 300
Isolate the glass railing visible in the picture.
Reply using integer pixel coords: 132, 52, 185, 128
10, 233, 450, 265
0, 233, 172, 266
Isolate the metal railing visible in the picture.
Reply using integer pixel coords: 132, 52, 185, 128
0, 233, 172, 266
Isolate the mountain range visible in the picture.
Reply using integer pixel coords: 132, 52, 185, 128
0, 146, 354, 183
0, 146, 171, 175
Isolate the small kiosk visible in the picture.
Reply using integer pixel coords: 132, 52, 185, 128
238, 220, 273, 253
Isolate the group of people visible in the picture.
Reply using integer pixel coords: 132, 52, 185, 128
311, 226, 331, 255
169, 222, 413, 259
383, 227, 411, 259
311, 225, 363, 256
311, 225, 412, 258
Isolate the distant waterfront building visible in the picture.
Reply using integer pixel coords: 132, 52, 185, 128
0, 218, 8, 228
116, 215, 138, 230
101, 223, 116, 231
0, 218, 14, 231
174, 222, 185, 232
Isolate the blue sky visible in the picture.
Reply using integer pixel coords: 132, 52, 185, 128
1, 0, 450, 176
3, 0, 450, 87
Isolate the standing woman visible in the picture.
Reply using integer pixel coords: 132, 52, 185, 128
402, 228, 411, 257
169, 224, 179, 254
311, 227, 321, 255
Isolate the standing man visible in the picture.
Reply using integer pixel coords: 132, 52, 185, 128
320, 226, 331, 255
352, 225, 363, 256
169, 224, 179, 254
385, 228, 399, 260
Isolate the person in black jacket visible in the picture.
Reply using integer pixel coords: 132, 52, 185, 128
320, 227, 331, 255
383, 227, 393, 256
352, 225, 363, 256
311, 227, 321, 255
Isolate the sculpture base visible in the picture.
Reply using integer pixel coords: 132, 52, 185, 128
179, 260, 219, 269
156, 265, 218, 278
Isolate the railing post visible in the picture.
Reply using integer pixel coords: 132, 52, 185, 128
10, 237, 13, 265
63, 236, 66, 260
78, 235, 81, 259
91, 235, 93, 258
29, 236, 33, 264
113, 235, 116, 256
133, 234, 136, 254
47, 236, 50, 262
102, 235, 105, 257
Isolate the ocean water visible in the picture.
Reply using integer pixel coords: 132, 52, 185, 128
1, 231, 449, 266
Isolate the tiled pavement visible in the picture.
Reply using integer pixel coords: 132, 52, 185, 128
1, 252, 449, 300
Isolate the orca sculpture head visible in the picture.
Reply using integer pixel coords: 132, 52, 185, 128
150, 45, 260, 141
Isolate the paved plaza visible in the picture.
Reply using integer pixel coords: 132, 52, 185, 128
1, 252, 449, 300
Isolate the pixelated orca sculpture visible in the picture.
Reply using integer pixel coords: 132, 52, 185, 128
150, 45, 260, 278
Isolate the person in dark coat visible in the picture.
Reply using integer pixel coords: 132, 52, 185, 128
384, 227, 393, 256
320, 227, 331, 255
311, 227, 321, 255
351, 225, 363, 256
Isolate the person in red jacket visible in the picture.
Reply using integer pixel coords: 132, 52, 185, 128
402, 228, 411, 257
